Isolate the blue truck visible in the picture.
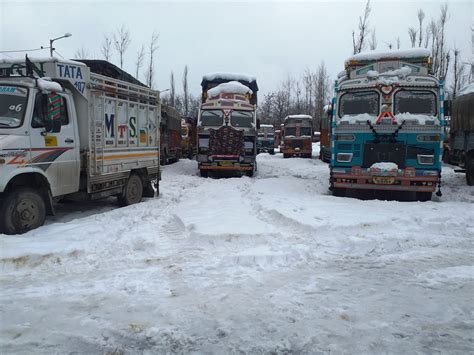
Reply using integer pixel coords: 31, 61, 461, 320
329, 49, 445, 201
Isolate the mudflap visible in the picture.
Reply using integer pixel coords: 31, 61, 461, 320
143, 181, 156, 198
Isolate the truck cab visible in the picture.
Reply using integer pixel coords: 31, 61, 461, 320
257, 124, 275, 155
281, 115, 313, 158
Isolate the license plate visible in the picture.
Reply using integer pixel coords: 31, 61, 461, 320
373, 176, 395, 184
219, 161, 233, 166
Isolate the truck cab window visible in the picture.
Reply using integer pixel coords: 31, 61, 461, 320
32, 93, 69, 128
285, 127, 296, 136
339, 91, 379, 118
394, 90, 436, 115
230, 110, 253, 128
200, 110, 223, 126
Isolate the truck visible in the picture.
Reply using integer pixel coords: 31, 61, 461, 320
160, 104, 182, 164
329, 49, 444, 201
445, 84, 474, 185
0, 57, 161, 234
197, 73, 259, 177
257, 123, 275, 154
280, 115, 313, 158
181, 116, 197, 159
319, 104, 333, 162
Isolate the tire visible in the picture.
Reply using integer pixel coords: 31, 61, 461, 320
416, 192, 432, 202
118, 173, 143, 206
0, 187, 46, 235
269, 149, 275, 155
283, 153, 289, 159
466, 157, 474, 186
200, 169, 209, 178
246, 169, 254, 177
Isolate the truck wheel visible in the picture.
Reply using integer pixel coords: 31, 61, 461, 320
118, 173, 143, 206
269, 149, 275, 155
283, 153, 289, 159
416, 192, 432, 202
332, 188, 346, 197
466, 157, 474, 186
200, 169, 209, 178
0, 188, 46, 235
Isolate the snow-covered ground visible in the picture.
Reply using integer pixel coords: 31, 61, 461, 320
1, 144, 473, 353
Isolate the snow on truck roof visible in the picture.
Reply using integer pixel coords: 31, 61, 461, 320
345, 48, 431, 65
286, 114, 312, 120
0, 56, 86, 66
207, 81, 253, 97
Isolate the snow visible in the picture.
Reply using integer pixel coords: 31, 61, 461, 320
202, 72, 256, 83
395, 113, 439, 125
369, 162, 398, 171
287, 114, 312, 119
345, 48, 431, 64
1, 149, 473, 353
458, 82, 474, 96
367, 66, 412, 79
339, 113, 375, 124
0, 57, 85, 66
207, 81, 252, 97
37, 78, 63, 92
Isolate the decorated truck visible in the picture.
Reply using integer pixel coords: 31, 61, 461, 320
446, 83, 474, 185
0, 57, 160, 234
197, 73, 259, 177
181, 116, 197, 159
281, 114, 313, 158
160, 104, 182, 164
329, 49, 444, 201
257, 123, 275, 154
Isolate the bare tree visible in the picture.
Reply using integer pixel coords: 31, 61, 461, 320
352, 0, 371, 54
74, 46, 90, 59
313, 62, 330, 130
182, 65, 189, 116
396, 37, 401, 50
135, 45, 145, 80
451, 47, 467, 99
101, 34, 112, 62
408, 27, 418, 48
170, 71, 176, 107
145, 32, 159, 88
417, 9, 425, 47
113, 25, 131, 69
369, 30, 377, 50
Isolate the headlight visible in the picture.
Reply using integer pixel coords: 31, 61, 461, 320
337, 153, 353, 163
417, 154, 434, 165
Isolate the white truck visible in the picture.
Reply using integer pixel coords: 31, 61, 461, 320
0, 57, 161, 234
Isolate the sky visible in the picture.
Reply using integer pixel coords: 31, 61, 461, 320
0, 0, 472, 96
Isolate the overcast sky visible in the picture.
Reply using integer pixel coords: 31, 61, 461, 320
0, 0, 472, 96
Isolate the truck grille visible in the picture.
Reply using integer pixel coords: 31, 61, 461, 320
208, 126, 245, 156
363, 143, 407, 168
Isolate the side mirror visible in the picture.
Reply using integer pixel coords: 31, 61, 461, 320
256, 118, 261, 130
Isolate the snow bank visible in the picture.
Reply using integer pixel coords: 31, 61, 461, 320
459, 82, 474, 96
346, 48, 431, 64
395, 113, 439, 125
369, 162, 398, 171
203, 72, 256, 82
37, 78, 63, 92
207, 81, 252, 97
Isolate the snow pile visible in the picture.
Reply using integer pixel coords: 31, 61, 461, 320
339, 113, 375, 124
367, 66, 412, 80
203, 72, 256, 82
395, 113, 439, 125
207, 81, 252, 97
369, 162, 398, 171
345, 48, 431, 64
37, 78, 63, 92
458, 82, 474, 96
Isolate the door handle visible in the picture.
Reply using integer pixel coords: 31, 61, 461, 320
65, 138, 74, 143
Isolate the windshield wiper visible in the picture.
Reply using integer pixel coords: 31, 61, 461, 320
366, 120, 380, 143
390, 120, 406, 142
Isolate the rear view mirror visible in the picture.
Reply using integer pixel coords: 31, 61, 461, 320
256, 118, 261, 130
443, 100, 452, 117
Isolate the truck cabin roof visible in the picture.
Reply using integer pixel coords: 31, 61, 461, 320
201, 73, 258, 105
74, 59, 147, 87
284, 115, 312, 124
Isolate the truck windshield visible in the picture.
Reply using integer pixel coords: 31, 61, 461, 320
300, 127, 312, 136
200, 110, 223, 126
394, 90, 436, 115
231, 110, 253, 128
0, 85, 28, 128
285, 127, 296, 136
339, 91, 379, 118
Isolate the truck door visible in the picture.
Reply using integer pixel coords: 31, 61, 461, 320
29, 92, 80, 196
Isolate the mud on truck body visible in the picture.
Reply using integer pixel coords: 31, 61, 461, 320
0, 57, 160, 234
197, 73, 259, 177
257, 124, 275, 154
281, 115, 313, 158
330, 49, 445, 201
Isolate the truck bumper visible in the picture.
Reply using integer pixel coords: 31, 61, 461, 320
199, 163, 254, 171
282, 149, 311, 156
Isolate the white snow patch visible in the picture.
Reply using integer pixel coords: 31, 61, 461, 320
339, 113, 375, 124
369, 162, 398, 171
418, 266, 474, 285
207, 81, 252, 97
37, 78, 62, 92
367, 66, 412, 79
346, 48, 431, 64
395, 113, 439, 125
